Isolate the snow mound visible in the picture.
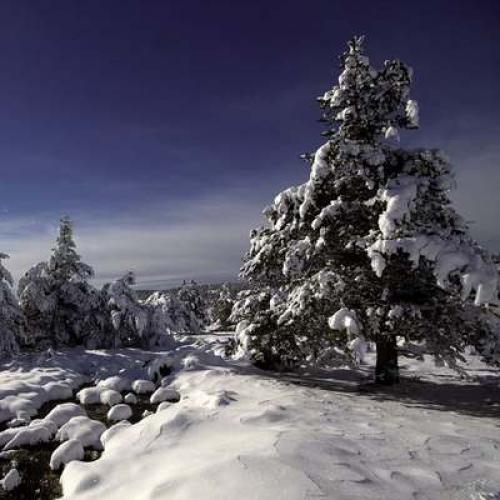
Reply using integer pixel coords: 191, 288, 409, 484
42, 381, 73, 400
0, 428, 21, 448
107, 404, 132, 422
100, 421, 131, 448
0, 395, 38, 423
1, 468, 21, 491
29, 418, 58, 435
76, 387, 101, 405
99, 389, 122, 406
124, 393, 137, 404
97, 376, 131, 393
57, 416, 106, 450
132, 379, 155, 394
44, 402, 87, 428
150, 387, 180, 404
50, 439, 84, 471
3, 421, 55, 450
0, 363, 88, 424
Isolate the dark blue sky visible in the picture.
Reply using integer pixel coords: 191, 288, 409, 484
0, 0, 498, 287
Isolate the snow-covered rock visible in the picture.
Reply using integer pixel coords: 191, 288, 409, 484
76, 387, 101, 405
124, 393, 137, 404
99, 389, 122, 406
57, 416, 106, 450
150, 387, 180, 404
107, 404, 132, 422
44, 403, 87, 428
97, 376, 132, 393
50, 439, 84, 471
131, 379, 155, 394
1, 468, 21, 491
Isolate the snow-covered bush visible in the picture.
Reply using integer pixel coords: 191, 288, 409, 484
104, 272, 149, 348
0, 253, 26, 355
145, 291, 201, 336
231, 36, 499, 383
207, 283, 236, 330
176, 280, 207, 328
18, 216, 110, 348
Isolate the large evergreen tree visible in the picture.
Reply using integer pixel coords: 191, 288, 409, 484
0, 254, 26, 355
232, 37, 499, 382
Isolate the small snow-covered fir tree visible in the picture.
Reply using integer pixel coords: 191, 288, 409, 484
0, 254, 26, 355
105, 271, 149, 348
208, 283, 236, 330
177, 280, 206, 329
233, 37, 499, 382
19, 216, 108, 348
145, 290, 201, 336
48, 215, 94, 282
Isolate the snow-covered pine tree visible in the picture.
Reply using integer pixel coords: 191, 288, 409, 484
177, 280, 206, 329
19, 216, 108, 348
208, 283, 236, 330
106, 271, 149, 348
0, 254, 26, 355
233, 36, 498, 383
144, 291, 199, 339
18, 262, 55, 348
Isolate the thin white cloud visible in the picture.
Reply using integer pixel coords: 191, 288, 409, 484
0, 189, 269, 289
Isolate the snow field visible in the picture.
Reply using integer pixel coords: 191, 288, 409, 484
59, 346, 500, 500
1, 344, 499, 499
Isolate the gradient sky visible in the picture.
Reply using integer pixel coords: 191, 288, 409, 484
0, 0, 498, 288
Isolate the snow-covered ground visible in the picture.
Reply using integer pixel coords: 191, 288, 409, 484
1, 336, 500, 500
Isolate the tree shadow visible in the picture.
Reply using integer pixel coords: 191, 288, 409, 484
268, 368, 500, 420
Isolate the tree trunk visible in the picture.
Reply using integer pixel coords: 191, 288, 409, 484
375, 338, 399, 385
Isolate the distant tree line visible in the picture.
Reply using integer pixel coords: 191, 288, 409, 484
0, 216, 238, 356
